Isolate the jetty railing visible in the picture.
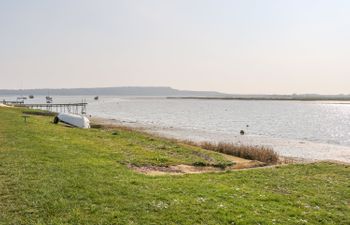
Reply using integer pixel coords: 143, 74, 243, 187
14, 103, 88, 115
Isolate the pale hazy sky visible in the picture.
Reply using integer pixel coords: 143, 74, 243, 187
0, 0, 349, 94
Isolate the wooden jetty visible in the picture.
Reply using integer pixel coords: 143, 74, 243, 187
15, 103, 88, 115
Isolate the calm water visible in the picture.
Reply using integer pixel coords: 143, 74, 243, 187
3, 95, 350, 161
101, 98, 350, 146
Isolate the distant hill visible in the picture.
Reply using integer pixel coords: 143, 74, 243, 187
0, 86, 227, 97
2, 87, 349, 101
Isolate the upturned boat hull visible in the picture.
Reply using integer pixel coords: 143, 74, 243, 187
54, 113, 90, 129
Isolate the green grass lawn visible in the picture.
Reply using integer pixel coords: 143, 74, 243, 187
0, 107, 349, 224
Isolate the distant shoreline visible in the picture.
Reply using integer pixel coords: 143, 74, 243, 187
167, 97, 350, 101
1, 86, 350, 101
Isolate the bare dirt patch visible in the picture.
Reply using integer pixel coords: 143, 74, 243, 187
129, 155, 267, 176
129, 164, 222, 175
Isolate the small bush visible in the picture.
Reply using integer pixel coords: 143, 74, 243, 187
90, 124, 103, 129
213, 162, 233, 169
199, 142, 278, 164
192, 161, 208, 167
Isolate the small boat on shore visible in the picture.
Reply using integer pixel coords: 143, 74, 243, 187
94, 96, 99, 100
54, 113, 90, 129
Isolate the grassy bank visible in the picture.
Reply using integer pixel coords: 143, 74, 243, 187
0, 107, 349, 224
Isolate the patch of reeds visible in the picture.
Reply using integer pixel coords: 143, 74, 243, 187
197, 142, 279, 164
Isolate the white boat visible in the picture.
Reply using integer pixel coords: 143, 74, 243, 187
54, 113, 90, 129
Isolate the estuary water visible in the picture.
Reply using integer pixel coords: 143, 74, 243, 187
3, 95, 350, 162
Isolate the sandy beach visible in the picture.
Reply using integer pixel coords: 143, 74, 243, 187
0, 103, 10, 107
